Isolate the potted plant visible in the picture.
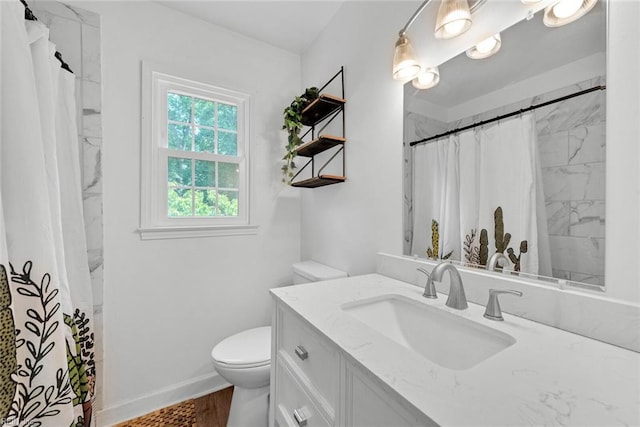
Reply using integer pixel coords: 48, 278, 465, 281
281, 87, 319, 184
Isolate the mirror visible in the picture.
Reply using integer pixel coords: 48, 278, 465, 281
403, 3, 607, 288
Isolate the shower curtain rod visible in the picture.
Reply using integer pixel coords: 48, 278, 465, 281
408, 84, 606, 147
19, 0, 74, 74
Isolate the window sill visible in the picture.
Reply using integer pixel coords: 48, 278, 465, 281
138, 224, 259, 240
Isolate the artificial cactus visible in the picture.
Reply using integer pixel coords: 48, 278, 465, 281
507, 240, 529, 272
479, 229, 489, 266
494, 207, 511, 253
426, 219, 439, 260
0, 264, 17, 422
426, 220, 453, 260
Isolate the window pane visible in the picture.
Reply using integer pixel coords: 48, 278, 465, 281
168, 187, 193, 217
195, 189, 217, 216
195, 160, 216, 187
168, 93, 192, 123
168, 124, 192, 151
194, 98, 214, 127
218, 103, 237, 131
218, 190, 239, 216
168, 157, 192, 186
218, 162, 239, 188
218, 131, 237, 156
194, 127, 214, 152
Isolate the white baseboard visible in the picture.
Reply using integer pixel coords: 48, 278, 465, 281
96, 372, 230, 426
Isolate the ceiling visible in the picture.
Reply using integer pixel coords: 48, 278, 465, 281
157, 1, 345, 54
406, 2, 606, 109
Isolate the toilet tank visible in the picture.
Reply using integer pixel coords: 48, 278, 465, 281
292, 261, 348, 284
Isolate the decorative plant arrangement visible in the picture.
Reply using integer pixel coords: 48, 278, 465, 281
281, 87, 319, 184
463, 207, 528, 271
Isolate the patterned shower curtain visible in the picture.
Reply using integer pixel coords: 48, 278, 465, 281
1, 2, 96, 426
412, 113, 551, 276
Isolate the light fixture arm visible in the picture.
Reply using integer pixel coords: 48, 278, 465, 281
399, 0, 434, 35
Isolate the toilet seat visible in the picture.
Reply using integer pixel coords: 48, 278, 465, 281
211, 326, 271, 369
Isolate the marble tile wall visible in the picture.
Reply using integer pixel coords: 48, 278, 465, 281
30, 0, 104, 409
405, 76, 606, 287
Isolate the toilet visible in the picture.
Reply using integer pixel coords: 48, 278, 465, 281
210, 261, 347, 427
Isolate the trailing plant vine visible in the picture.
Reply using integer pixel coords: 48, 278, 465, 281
281, 87, 319, 184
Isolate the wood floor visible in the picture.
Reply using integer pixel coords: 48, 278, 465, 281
114, 387, 233, 427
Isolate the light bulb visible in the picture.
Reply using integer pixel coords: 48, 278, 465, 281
435, 0, 472, 39
475, 36, 497, 54
412, 67, 440, 90
418, 72, 435, 85
466, 33, 501, 59
552, 0, 583, 18
443, 19, 467, 36
395, 62, 421, 80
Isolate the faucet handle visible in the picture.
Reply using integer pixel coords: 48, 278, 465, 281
417, 268, 437, 299
483, 289, 522, 321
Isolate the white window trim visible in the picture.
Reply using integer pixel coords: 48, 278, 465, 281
140, 61, 257, 240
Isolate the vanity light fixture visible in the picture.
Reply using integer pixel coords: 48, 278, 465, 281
543, 0, 598, 27
392, 0, 485, 88
466, 33, 502, 59
412, 67, 441, 89
435, 0, 473, 39
392, 31, 422, 81
392, 0, 437, 83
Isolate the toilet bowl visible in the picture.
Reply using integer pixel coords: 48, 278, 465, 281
211, 326, 271, 427
211, 261, 347, 427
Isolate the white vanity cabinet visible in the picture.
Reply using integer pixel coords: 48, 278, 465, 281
271, 301, 434, 427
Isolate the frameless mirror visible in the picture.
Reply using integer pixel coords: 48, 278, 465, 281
403, 2, 606, 288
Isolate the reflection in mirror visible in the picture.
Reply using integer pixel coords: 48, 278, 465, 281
403, 2, 606, 288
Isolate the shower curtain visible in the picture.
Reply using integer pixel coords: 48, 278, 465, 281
1, 2, 96, 427
411, 137, 460, 261
412, 113, 551, 276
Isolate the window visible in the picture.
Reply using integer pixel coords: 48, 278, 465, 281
141, 63, 255, 239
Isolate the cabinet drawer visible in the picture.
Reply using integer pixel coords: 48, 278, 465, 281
275, 360, 331, 427
278, 308, 339, 406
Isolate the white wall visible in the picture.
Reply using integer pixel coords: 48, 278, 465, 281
301, 0, 640, 304
300, 1, 417, 275
69, 1, 301, 424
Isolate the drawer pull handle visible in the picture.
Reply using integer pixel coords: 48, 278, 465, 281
295, 345, 308, 360
293, 408, 308, 426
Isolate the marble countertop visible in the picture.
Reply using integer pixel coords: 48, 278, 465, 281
271, 273, 640, 426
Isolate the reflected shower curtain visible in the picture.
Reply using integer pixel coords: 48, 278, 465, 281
411, 136, 460, 261
459, 113, 551, 275
1, 2, 95, 427
412, 113, 551, 276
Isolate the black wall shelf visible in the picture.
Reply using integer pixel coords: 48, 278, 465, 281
300, 94, 346, 126
291, 67, 346, 189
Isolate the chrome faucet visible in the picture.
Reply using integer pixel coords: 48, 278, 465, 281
425, 263, 468, 310
417, 267, 436, 299
487, 252, 511, 272
484, 289, 523, 321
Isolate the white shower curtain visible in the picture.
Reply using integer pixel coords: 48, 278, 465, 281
411, 136, 460, 261
412, 113, 551, 276
1, 2, 96, 426
459, 113, 551, 275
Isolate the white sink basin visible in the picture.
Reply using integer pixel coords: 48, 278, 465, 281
342, 295, 516, 370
